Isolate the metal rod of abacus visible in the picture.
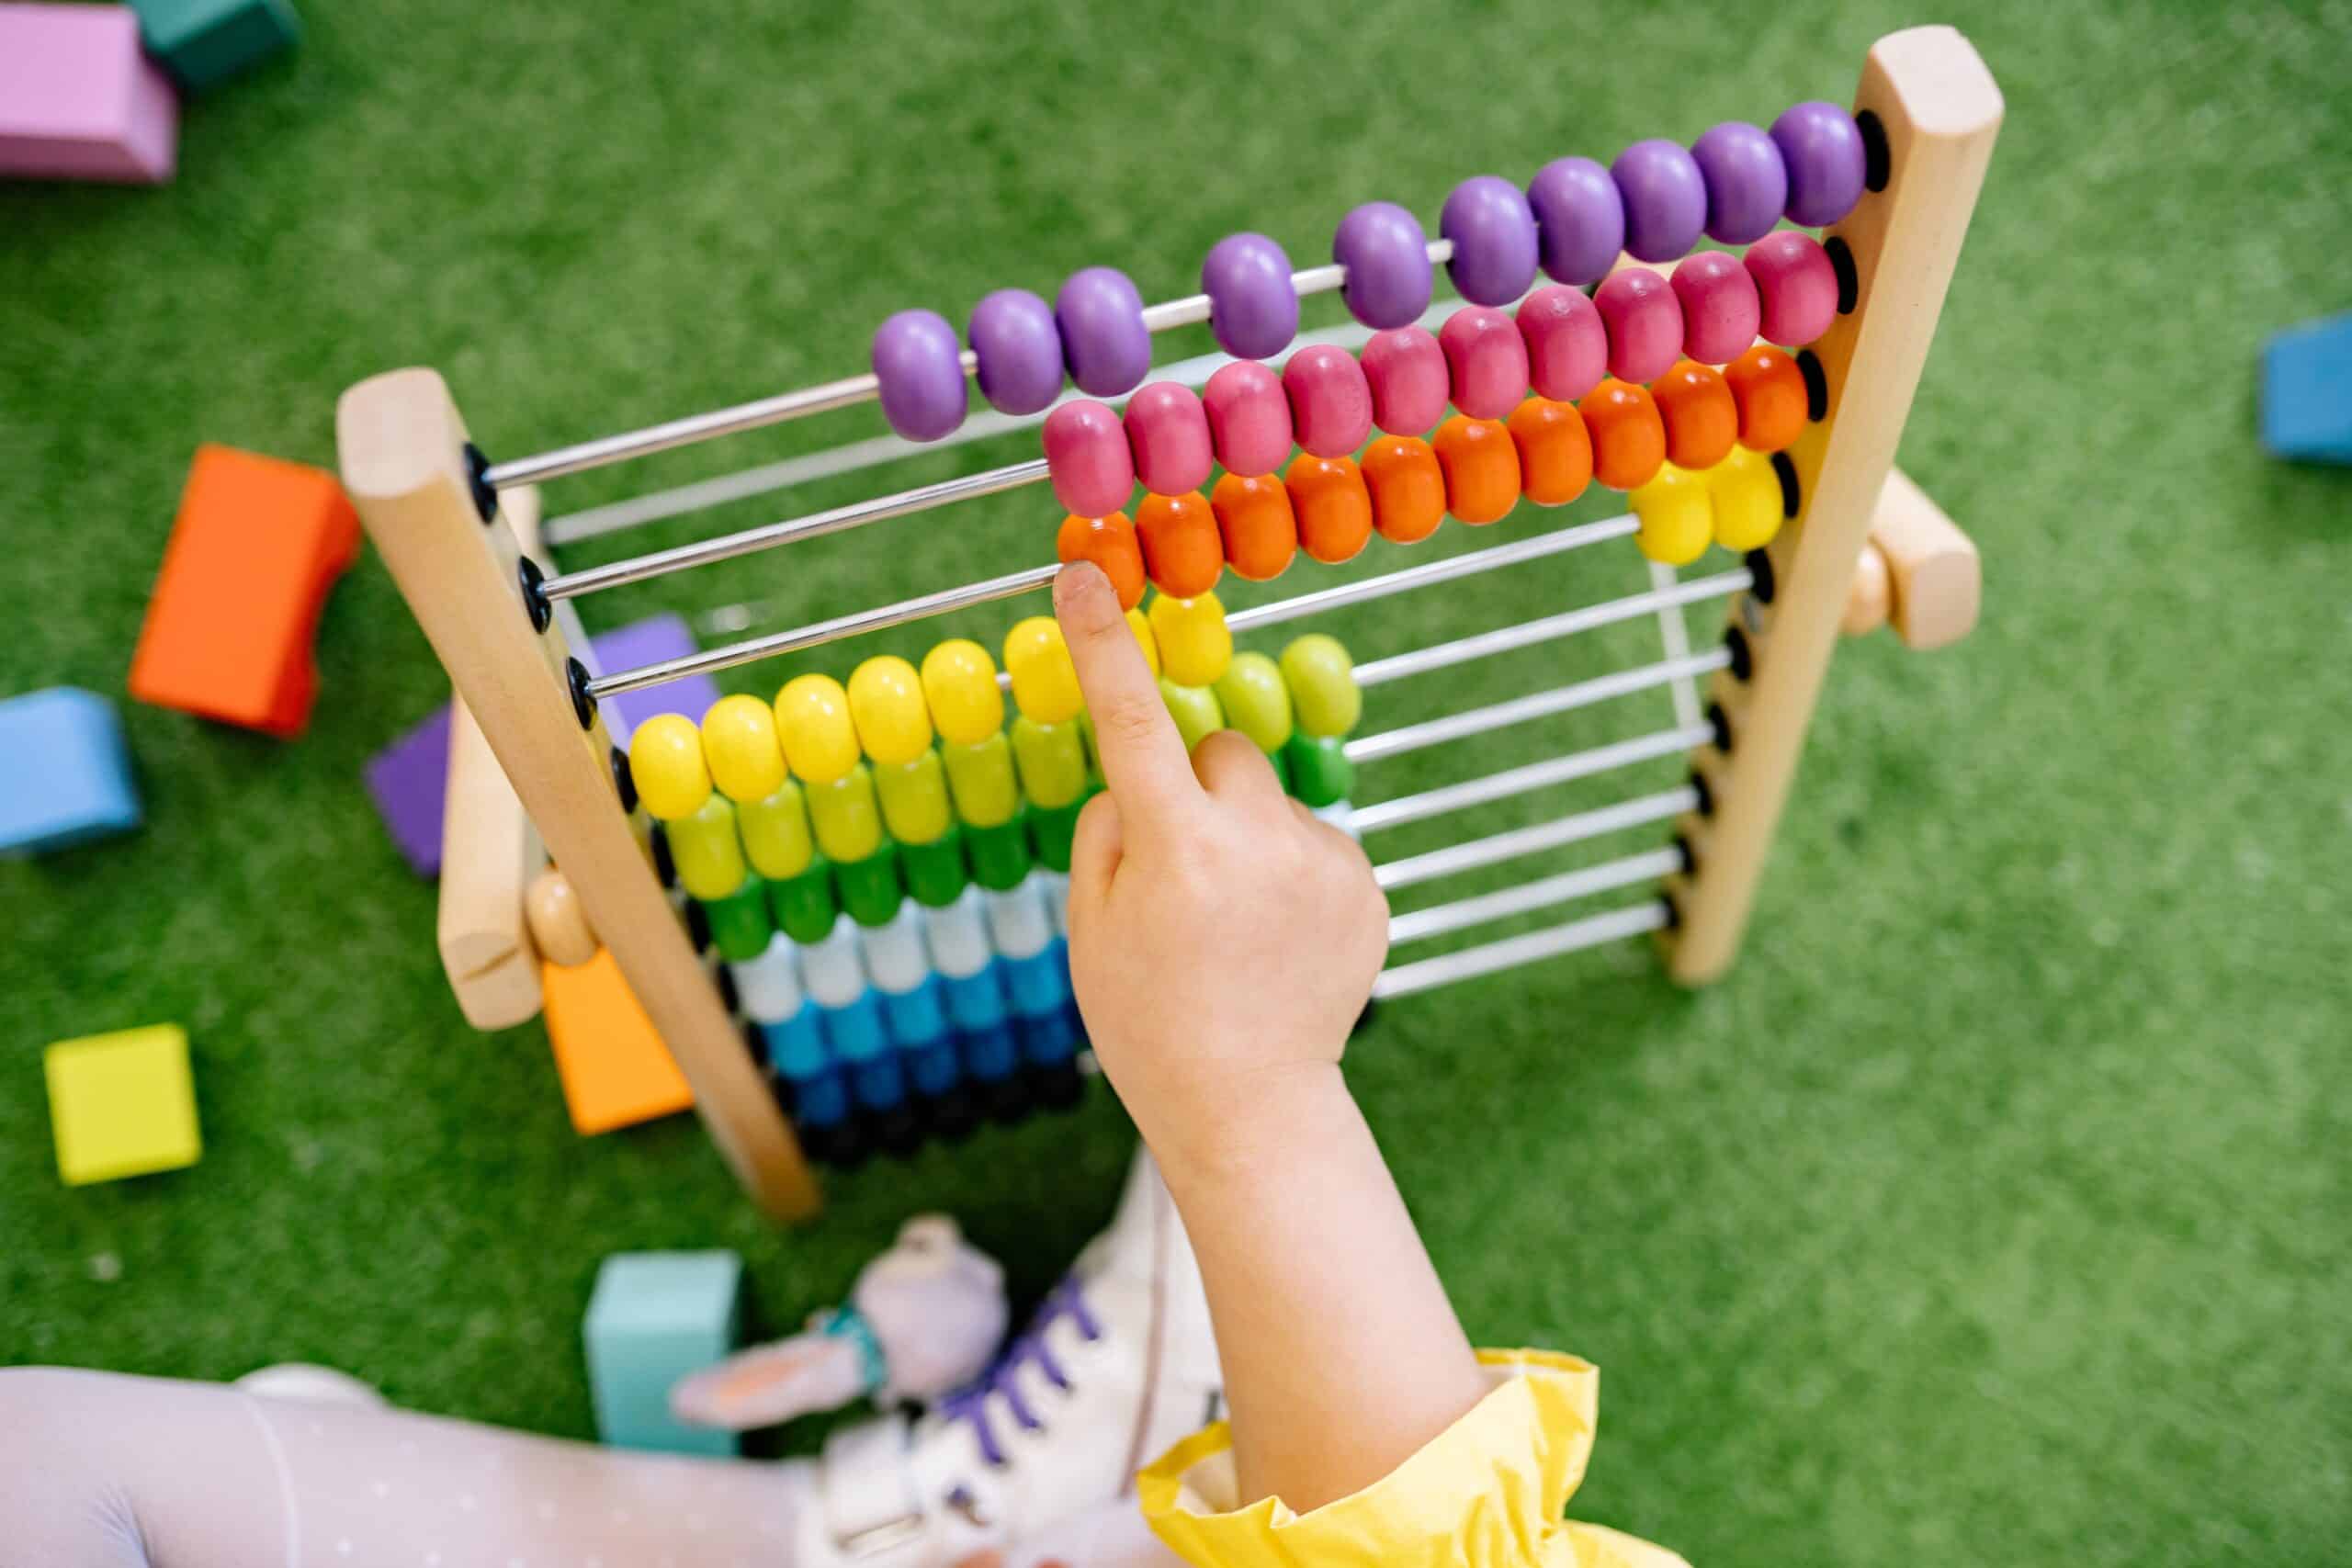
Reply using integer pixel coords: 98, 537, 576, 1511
1385, 847, 1686, 948
1371, 785, 1698, 894
1346, 651, 1731, 765
1224, 515, 1642, 636
1373, 901, 1672, 999
1352, 568, 1751, 690
484, 243, 1456, 492
1351, 724, 1714, 838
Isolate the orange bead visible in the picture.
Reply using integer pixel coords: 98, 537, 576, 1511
1283, 454, 1374, 565
1652, 360, 1738, 472
1724, 345, 1808, 454
1210, 471, 1299, 581
1432, 414, 1521, 525
1503, 398, 1591, 507
1054, 511, 1145, 609
1135, 491, 1224, 598
1360, 435, 1446, 544
1580, 378, 1667, 491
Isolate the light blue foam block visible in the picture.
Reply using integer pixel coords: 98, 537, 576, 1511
0, 688, 141, 856
2260, 313, 2352, 464
582, 1250, 743, 1456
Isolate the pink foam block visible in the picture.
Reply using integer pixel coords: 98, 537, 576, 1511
0, 5, 178, 185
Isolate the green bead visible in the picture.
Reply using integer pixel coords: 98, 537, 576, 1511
737, 781, 815, 880
899, 828, 970, 908
1029, 799, 1086, 873
1011, 716, 1089, 809
1283, 732, 1355, 807
1215, 650, 1295, 755
1280, 633, 1362, 738
668, 794, 748, 901
965, 814, 1034, 891
1159, 677, 1226, 753
768, 857, 838, 945
942, 732, 1020, 829
699, 873, 774, 963
833, 844, 905, 928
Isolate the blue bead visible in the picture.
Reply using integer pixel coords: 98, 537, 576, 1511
786, 1066, 852, 1129
759, 1002, 831, 1081
959, 1022, 1020, 1083
849, 1052, 906, 1111
820, 992, 890, 1065
905, 1035, 961, 1098
1017, 1007, 1079, 1066
944, 966, 1011, 1032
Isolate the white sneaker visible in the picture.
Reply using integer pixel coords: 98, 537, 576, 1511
784, 1147, 1220, 1566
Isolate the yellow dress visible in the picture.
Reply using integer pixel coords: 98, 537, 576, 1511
1136, 1349, 1688, 1568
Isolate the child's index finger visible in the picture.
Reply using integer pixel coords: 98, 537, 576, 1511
1052, 561, 1200, 825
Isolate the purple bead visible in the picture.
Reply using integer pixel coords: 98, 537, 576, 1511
1200, 231, 1298, 361
966, 288, 1064, 415
1525, 157, 1623, 286
1610, 139, 1708, 264
1440, 175, 1540, 307
871, 309, 967, 442
1771, 100, 1868, 228
1690, 121, 1789, 245
1056, 266, 1151, 398
1331, 201, 1432, 330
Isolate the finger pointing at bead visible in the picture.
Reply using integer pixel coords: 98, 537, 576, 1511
1052, 560, 1199, 825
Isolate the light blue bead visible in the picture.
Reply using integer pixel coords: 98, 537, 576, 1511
582, 1251, 742, 1457
880, 974, 950, 1046
944, 966, 1011, 1032
1004, 940, 1072, 1021
820, 992, 889, 1066
758, 1002, 831, 1081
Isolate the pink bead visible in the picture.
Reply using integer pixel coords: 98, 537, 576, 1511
1744, 231, 1839, 347
1516, 286, 1608, 403
1123, 382, 1214, 495
1282, 344, 1374, 459
1593, 268, 1683, 385
1438, 306, 1531, 421
1670, 252, 1763, 365
1203, 361, 1294, 478
1360, 326, 1450, 435
1043, 400, 1136, 518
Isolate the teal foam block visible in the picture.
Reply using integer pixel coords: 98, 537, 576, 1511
582, 1250, 743, 1456
130, 0, 299, 93
0, 688, 141, 856
2260, 313, 2352, 465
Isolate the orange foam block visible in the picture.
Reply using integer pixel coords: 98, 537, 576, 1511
541, 949, 695, 1135
129, 445, 361, 738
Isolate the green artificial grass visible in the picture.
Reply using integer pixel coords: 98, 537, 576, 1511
5, 1, 2350, 1562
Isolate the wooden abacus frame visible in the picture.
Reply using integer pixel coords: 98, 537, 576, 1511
339, 27, 2000, 1221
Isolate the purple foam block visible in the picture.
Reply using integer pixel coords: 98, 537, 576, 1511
0, 4, 178, 185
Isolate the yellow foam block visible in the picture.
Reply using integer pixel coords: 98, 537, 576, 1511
542, 950, 695, 1136
44, 1023, 202, 1186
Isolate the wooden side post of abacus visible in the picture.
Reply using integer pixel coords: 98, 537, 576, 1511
1665, 26, 2003, 985
337, 369, 820, 1222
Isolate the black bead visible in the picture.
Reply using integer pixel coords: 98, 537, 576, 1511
876, 1102, 927, 1157
982, 1072, 1032, 1125
1029, 1060, 1086, 1111
926, 1088, 980, 1144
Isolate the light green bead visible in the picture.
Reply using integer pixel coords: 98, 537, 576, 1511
875, 750, 954, 847
1214, 651, 1294, 755
1159, 678, 1226, 753
1011, 716, 1088, 810
736, 782, 815, 880
668, 794, 748, 901
1280, 633, 1362, 739
942, 732, 1020, 829
806, 763, 883, 863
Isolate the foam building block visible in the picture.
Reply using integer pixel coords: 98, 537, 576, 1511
0, 688, 141, 855
583, 1251, 743, 1456
2261, 313, 2352, 465
0, 4, 178, 185
541, 948, 695, 1134
364, 615, 719, 876
44, 1023, 202, 1186
130, 445, 361, 738
129, 0, 298, 93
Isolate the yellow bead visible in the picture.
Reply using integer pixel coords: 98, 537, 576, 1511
774, 673, 860, 784
806, 762, 883, 863
1125, 606, 1161, 678
628, 713, 712, 822
1011, 716, 1088, 809
1632, 462, 1713, 566
921, 638, 1006, 747
1215, 651, 1294, 754
1707, 445, 1784, 552
847, 655, 933, 767
698, 694, 786, 803
1004, 616, 1083, 724
1280, 634, 1361, 739
668, 794, 748, 901
942, 732, 1020, 829
1159, 678, 1226, 753
737, 781, 815, 880
875, 750, 953, 846
1148, 591, 1232, 689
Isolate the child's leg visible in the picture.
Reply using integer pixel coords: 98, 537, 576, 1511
0, 1365, 810, 1567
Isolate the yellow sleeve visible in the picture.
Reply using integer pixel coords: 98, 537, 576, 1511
1136, 1349, 1688, 1568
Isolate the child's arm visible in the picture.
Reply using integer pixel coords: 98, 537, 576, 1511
1053, 562, 1490, 1513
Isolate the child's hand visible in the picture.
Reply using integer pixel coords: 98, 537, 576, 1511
1053, 562, 1389, 1178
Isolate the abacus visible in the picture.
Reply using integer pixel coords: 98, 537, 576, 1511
339, 27, 2001, 1220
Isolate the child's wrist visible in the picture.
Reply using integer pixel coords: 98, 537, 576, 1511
1141, 1059, 1355, 1195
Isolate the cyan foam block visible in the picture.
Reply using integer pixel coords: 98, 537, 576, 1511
0, 688, 142, 856
2261, 313, 2352, 465
130, 0, 298, 93
582, 1250, 743, 1456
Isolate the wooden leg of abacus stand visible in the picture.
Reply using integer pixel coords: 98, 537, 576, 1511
338, 368, 820, 1223
1663, 26, 2002, 987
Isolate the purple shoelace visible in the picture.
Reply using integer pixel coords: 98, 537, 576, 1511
939, 1275, 1103, 1467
